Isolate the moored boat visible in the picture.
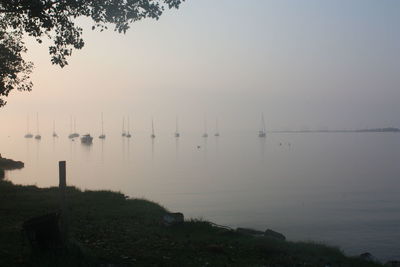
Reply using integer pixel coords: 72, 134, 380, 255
81, 134, 93, 144
34, 113, 41, 140
24, 115, 33, 138
202, 115, 208, 138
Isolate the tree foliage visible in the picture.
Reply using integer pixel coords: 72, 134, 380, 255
0, 0, 183, 106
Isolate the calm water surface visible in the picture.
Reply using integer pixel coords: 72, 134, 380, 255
2, 131, 399, 261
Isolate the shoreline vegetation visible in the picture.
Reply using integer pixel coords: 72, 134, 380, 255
0, 179, 384, 267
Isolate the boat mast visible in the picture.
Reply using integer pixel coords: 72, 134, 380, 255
152, 117, 155, 136
101, 112, 104, 135
204, 115, 207, 135
261, 113, 266, 133
27, 115, 30, 133
36, 112, 39, 135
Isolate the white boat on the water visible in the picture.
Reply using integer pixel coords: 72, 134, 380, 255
68, 117, 79, 139
81, 134, 93, 144
68, 133, 79, 139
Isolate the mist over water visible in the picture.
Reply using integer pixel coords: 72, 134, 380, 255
2, 129, 399, 261
1, 0, 400, 264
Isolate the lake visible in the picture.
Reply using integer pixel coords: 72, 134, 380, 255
1, 131, 399, 261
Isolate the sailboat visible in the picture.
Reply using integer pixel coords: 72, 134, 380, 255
24, 115, 33, 138
99, 113, 106, 139
126, 116, 132, 138
72, 117, 79, 137
121, 117, 126, 137
68, 116, 73, 138
258, 113, 266, 137
151, 117, 156, 138
202, 116, 208, 138
34, 113, 41, 140
68, 116, 79, 138
214, 118, 220, 137
52, 120, 58, 137
174, 116, 180, 138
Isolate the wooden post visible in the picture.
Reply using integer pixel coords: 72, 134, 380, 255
59, 161, 66, 189
59, 161, 68, 242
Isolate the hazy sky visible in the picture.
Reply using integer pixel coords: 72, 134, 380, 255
2, 0, 400, 134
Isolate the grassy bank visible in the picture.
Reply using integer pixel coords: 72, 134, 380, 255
0, 180, 382, 267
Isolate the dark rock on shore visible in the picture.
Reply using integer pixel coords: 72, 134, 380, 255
264, 228, 286, 240
360, 252, 378, 262
236, 227, 286, 240
162, 212, 184, 226
0, 157, 24, 170
385, 261, 400, 267
236, 227, 264, 236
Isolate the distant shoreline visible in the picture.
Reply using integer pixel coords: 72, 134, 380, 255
271, 127, 400, 133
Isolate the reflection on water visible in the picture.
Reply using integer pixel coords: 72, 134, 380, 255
35, 138, 40, 161
215, 135, 219, 157
1, 132, 400, 261
258, 135, 266, 158
52, 136, 56, 152
69, 138, 77, 157
175, 137, 179, 159
25, 138, 31, 160
80, 141, 92, 163
126, 137, 131, 161
202, 136, 208, 161
151, 137, 155, 160
100, 138, 105, 163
